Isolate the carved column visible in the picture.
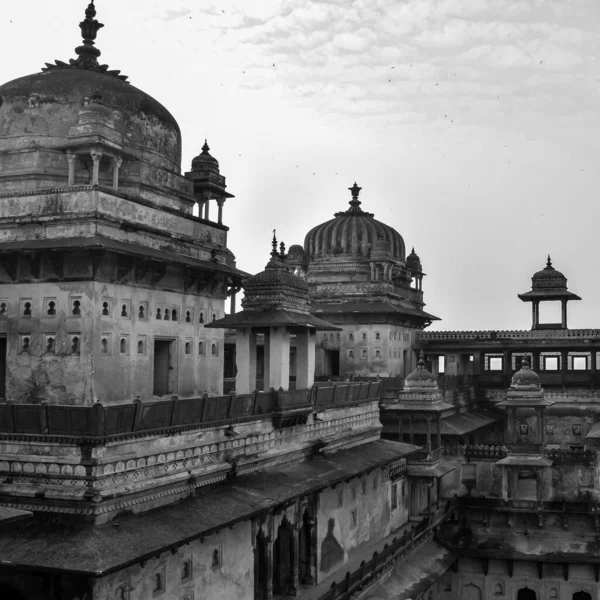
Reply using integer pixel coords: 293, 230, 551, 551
66, 151, 77, 186
561, 299, 568, 329
217, 198, 225, 224
204, 199, 210, 221
295, 329, 315, 390
111, 156, 123, 190
90, 148, 103, 185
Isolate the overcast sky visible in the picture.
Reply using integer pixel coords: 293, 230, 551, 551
2, 1, 600, 331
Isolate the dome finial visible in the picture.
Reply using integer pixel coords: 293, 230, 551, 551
202, 140, 210, 154
347, 182, 363, 214
279, 241, 286, 258
546, 254, 552, 268
74, 1, 105, 69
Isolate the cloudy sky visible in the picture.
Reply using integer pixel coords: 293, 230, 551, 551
2, 1, 600, 330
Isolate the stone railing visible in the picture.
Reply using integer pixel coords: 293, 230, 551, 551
544, 447, 597, 465
443, 444, 507, 460
0, 382, 381, 440
317, 500, 454, 600
418, 329, 600, 341
456, 495, 600, 515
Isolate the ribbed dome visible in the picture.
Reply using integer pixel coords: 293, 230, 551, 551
304, 183, 405, 261
532, 256, 567, 290
406, 247, 422, 273
191, 141, 219, 173
511, 357, 540, 388
0, 3, 181, 173
404, 352, 438, 389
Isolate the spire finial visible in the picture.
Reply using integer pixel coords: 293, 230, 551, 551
347, 182, 363, 214
271, 230, 278, 257
546, 255, 553, 269
279, 241, 286, 258
202, 140, 210, 154
417, 350, 426, 367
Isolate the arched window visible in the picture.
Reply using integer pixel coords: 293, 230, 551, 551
138, 305, 145, 319
199, 312, 204, 324
156, 308, 162, 320
153, 572, 163, 593
71, 336, 80, 354
172, 309, 178, 321
212, 548, 220, 567
121, 304, 128, 317
22, 337, 30, 352
46, 337, 55, 353
120, 338, 127, 354
185, 342, 191, 355
23, 302, 32, 316
198, 341, 204, 355
212, 313, 216, 322
138, 340, 144, 354
72, 300, 81, 315
192, 202, 199, 217
47, 301, 56, 315
0, 302, 6, 316
186, 310, 191, 323
211, 342, 217, 356
101, 338, 108, 354
101, 301, 109, 316
164, 308, 170, 321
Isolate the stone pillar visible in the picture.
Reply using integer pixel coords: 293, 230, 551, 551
264, 327, 291, 390
295, 329, 315, 390
90, 148, 102, 185
507, 407, 516, 444
217, 198, 225, 224
204, 199, 210, 221
561, 299, 568, 329
290, 526, 300, 595
426, 416, 432, 456
111, 156, 123, 191
230, 291, 236, 315
235, 328, 257, 394
66, 151, 77, 186
532, 301, 538, 329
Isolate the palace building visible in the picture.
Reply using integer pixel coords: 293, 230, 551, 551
0, 5, 599, 600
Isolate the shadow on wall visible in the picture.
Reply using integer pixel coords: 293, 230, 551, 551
320, 518, 344, 573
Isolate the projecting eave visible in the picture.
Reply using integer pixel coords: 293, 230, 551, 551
518, 290, 581, 302
312, 301, 440, 322
205, 309, 341, 331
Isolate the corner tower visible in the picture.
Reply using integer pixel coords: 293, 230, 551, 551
0, 3, 245, 404
287, 183, 438, 380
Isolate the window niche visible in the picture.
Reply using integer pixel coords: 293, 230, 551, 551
138, 302, 148, 320
199, 311, 205, 325
119, 336, 129, 355
44, 334, 56, 354
71, 297, 82, 316
184, 339, 193, 356
21, 299, 33, 317
69, 334, 81, 355
198, 340, 206, 356
120, 300, 131, 319
185, 308, 193, 323
0, 300, 7, 317
100, 334, 112, 355
152, 567, 165, 595
137, 336, 147, 355
44, 298, 57, 316
211, 546, 222, 568
180, 558, 192, 582
20, 335, 31, 354
101, 298, 112, 317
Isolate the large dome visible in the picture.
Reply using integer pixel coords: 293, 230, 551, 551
0, 3, 181, 174
304, 183, 405, 261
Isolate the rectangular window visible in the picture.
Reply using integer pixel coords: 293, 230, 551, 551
573, 356, 587, 371
489, 357, 503, 371
351, 509, 357, 527
544, 356, 559, 371
391, 483, 398, 509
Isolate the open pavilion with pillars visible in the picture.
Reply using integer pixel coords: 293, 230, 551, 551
207, 236, 340, 393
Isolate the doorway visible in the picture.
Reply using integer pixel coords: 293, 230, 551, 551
324, 350, 340, 377
153, 339, 175, 396
0, 336, 6, 399
254, 529, 268, 600
573, 592, 592, 600
273, 517, 295, 595
517, 588, 537, 600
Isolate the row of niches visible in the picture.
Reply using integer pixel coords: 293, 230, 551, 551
346, 348, 386, 360
114, 550, 221, 600
484, 351, 600, 372
322, 331, 412, 344
6, 298, 219, 324
18, 334, 220, 358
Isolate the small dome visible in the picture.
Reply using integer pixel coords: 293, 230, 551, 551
531, 256, 567, 290
304, 183, 405, 261
404, 352, 438, 389
191, 140, 219, 173
406, 247, 422, 273
511, 357, 540, 388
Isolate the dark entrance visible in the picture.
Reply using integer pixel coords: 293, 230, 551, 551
517, 588, 537, 600
273, 517, 295, 595
0, 336, 6, 399
254, 529, 268, 600
153, 339, 174, 396
324, 350, 340, 377
573, 592, 592, 600
0, 585, 26, 600
298, 510, 314, 584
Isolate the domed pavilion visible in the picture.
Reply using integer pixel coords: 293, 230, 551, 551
287, 182, 438, 380
0, 2, 245, 404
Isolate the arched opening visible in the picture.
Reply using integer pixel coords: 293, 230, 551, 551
120, 338, 127, 354
462, 583, 482, 600
164, 308, 170, 321
192, 202, 200, 217
254, 528, 268, 600
517, 588, 537, 600
0, 584, 27, 600
573, 592, 592, 600
273, 517, 295, 595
